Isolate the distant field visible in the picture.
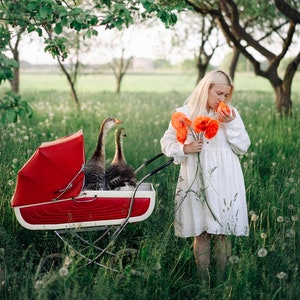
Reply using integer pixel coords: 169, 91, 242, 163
1, 71, 299, 95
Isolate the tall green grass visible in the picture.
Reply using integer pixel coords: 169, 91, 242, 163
0, 88, 299, 299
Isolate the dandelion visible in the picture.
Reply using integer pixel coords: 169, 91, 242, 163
59, 267, 69, 277
8, 180, 14, 186
288, 204, 294, 210
69, 250, 76, 257
228, 255, 239, 264
249, 210, 255, 216
260, 232, 267, 239
277, 216, 284, 223
291, 215, 298, 222
12, 158, 18, 164
34, 280, 44, 289
251, 214, 259, 222
64, 256, 72, 267
257, 248, 268, 257
277, 272, 288, 280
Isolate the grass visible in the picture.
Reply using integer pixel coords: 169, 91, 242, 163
0, 70, 299, 94
0, 73, 300, 299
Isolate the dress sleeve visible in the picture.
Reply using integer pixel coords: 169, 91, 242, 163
160, 122, 187, 164
223, 108, 251, 155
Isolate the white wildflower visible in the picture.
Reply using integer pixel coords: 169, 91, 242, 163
59, 267, 69, 277
251, 214, 259, 222
34, 280, 44, 289
260, 233, 267, 239
257, 248, 268, 257
277, 216, 284, 223
276, 272, 288, 280
228, 255, 239, 264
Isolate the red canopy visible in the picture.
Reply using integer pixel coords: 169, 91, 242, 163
11, 130, 85, 207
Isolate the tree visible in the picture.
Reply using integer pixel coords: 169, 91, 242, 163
186, 0, 300, 116
7, 26, 25, 93
0, 0, 182, 117
97, 28, 134, 94
171, 11, 224, 83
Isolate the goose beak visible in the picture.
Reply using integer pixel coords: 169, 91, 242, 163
115, 118, 122, 124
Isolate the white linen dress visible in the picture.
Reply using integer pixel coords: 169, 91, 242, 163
160, 105, 251, 238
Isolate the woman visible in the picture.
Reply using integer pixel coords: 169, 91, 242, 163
160, 70, 250, 278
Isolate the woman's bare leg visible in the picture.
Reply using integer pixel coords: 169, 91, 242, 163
193, 232, 211, 278
214, 235, 231, 277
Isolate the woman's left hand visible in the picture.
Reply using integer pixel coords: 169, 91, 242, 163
218, 109, 236, 123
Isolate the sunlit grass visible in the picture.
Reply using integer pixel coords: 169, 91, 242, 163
0, 89, 299, 299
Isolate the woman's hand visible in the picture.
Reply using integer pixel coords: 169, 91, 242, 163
218, 109, 236, 123
183, 139, 203, 154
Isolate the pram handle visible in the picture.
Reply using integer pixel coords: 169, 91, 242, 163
134, 152, 166, 174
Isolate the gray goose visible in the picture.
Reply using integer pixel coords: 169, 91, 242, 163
105, 127, 136, 190
83, 117, 121, 190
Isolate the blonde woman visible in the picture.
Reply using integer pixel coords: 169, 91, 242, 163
160, 70, 250, 279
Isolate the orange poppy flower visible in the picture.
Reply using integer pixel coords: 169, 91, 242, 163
204, 119, 219, 139
176, 127, 188, 144
193, 116, 211, 133
171, 112, 192, 130
216, 102, 231, 114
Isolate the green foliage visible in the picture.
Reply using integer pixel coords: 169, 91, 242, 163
0, 54, 18, 84
0, 91, 33, 124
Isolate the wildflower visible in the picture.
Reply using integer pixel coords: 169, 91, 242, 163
64, 256, 72, 267
228, 255, 239, 264
59, 266, 69, 277
276, 272, 288, 280
12, 158, 18, 164
277, 216, 284, 223
34, 280, 44, 289
251, 214, 259, 222
171, 111, 219, 144
260, 232, 267, 239
69, 250, 76, 257
8, 180, 14, 186
288, 204, 294, 210
249, 210, 255, 216
171, 112, 192, 130
257, 248, 268, 257
291, 215, 298, 221
215, 101, 231, 115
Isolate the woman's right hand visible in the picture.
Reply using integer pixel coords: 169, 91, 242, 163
183, 139, 203, 154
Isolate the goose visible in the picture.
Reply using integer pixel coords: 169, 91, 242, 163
105, 127, 136, 190
83, 117, 122, 190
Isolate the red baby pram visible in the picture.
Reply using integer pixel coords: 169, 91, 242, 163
11, 130, 173, 271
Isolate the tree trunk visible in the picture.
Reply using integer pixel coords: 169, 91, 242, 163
229, 47, 240, 81
196, 61, 208, 84
9, 60, 19, 93
57, 59, 81, 111
274, 86, 292, 116
8, 29, 23, 94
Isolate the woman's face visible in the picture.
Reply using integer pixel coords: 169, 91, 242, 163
206, 84, 231, 111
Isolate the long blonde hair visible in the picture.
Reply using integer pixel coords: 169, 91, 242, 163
184, 70, 234, 120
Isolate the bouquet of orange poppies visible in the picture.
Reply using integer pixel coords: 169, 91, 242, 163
171, 112, 219, 144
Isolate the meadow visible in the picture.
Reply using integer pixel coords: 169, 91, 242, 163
0, 71, 299, 299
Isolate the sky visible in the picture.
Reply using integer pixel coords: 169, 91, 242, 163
18, 21, 229, 67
